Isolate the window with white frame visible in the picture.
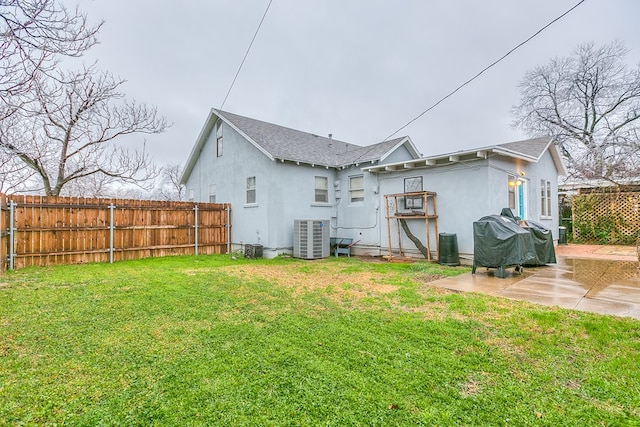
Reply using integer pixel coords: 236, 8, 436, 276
246, 176, 256, 204
541, 179, 551, 217
209, 184, 216, 203
216, 121, 223, 157
315, 176, 328, 203
188, 188, 195, 202
349, 175, 364, 203
404, 176, 423, 209
508, 176, 516, 210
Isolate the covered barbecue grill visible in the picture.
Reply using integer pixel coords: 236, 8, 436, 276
472, 215, 537, 278
499, 208, 557, 266
520, 220, 557, 266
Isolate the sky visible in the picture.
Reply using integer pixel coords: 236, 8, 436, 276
71, 0, 640, 167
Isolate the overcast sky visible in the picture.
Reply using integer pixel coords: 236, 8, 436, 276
72, 0, 640, 167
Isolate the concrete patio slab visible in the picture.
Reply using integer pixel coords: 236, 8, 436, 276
428, 246, 640, 320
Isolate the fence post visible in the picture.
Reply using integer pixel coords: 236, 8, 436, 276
193, 205, 198, 255
8, 200, 15, 270
109, 203, 115, 264
194, 204, 199, 255
226, 205, 231, 254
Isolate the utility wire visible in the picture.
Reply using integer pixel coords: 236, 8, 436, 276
219, 0, 274, 111
381, 0, 586, 142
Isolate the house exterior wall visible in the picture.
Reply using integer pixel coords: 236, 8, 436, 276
183, 120, 274, 253
487, 152, 559, 237
366, 162, 493, 259
182, 117, 561, 260
330, 143, 420, 251
264, 162, 336, 255
332, 168, 381, 249
351, 154, 560, 260
183, 120, 337, 257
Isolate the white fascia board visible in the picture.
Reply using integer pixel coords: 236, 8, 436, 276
490, 147, 537, 162
180, 109, 219, 184
548, 143, 568, 176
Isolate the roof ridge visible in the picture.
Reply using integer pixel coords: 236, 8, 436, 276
214, 109, 359, 148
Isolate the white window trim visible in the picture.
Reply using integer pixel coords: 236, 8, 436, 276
314, 176, 329, 203
246, 176, 256, 205
540, 179, 552, 218
216, 121, 223, 157
349, 175, 365, 204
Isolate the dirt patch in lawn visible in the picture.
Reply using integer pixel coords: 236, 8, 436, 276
219, 263, 400, 302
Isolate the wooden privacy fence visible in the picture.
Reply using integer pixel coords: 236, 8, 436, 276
0, 194, 231, 272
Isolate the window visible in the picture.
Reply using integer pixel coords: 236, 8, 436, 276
349, 175, 364, 203
246, 176, 256, 204
315, 176, 328, 203
404, 176, 423, 209
209, 184, 216, 203
188, 189, 195, 202
541, 179, 551, 217
216, 121, 223, 157
508, 177, 516, 210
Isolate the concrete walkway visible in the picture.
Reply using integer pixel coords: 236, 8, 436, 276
429, 244, 640, 320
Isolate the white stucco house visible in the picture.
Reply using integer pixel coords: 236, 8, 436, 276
180, 109, 566, 261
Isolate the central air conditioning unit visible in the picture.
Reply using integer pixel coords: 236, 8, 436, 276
293, 219, 330, 259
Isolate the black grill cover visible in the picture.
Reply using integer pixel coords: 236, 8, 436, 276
520, 220, 556, 265
473, 215, 537, 268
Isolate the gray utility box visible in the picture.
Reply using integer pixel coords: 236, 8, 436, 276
293, 219, 330, 259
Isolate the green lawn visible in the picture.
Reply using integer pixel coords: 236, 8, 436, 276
1, 255, 639, 426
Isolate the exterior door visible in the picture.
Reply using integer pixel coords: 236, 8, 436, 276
508, 175, 527, 219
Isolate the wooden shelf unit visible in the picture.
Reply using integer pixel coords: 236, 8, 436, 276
384, 191, 438, 262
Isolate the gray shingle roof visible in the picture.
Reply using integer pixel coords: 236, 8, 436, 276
217, 110, 406, 167
495, 136, 553, 160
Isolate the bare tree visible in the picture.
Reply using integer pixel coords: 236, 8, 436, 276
0, 0, 100, 103
152, 163, 185, 201
58, 171, 125, 198
0, 65, 167, 196
0, 148, 35, 193
512, 41, 640, 183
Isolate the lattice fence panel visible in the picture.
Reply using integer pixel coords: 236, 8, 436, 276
572, 191, 640, 244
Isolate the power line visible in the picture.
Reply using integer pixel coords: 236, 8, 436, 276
381, 0, 587, 142
219, 0, 274, 111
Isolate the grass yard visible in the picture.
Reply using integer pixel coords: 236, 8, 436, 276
1, 255, 639, 426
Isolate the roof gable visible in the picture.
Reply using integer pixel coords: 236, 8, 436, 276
364, 136, 567, 175
493, 136, 553, 161
180, 110, 422, 183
